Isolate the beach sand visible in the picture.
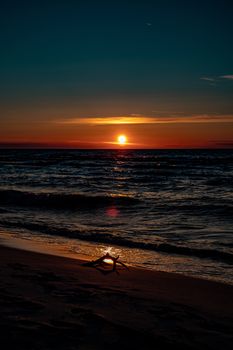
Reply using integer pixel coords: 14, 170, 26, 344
0, 245, 233, 349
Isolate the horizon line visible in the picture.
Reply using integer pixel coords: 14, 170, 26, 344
0, 146, 232, 151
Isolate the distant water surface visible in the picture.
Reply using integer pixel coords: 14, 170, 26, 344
0, 149, 232, 284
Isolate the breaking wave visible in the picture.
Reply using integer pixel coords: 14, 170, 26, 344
0, 189, 139, 210
0, 219, 232, 265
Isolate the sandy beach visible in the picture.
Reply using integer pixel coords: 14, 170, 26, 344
0, 244, 232, 349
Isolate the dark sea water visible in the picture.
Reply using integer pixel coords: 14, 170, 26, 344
0, 149, 232, 284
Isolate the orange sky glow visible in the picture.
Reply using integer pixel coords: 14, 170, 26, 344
0, 113, 233, 149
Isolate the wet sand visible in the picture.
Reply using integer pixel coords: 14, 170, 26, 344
0, 244, 233, 349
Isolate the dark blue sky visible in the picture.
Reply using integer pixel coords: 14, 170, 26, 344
0, 1, 233, 148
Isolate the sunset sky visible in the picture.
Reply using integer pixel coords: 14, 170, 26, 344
0, 0, 233, 148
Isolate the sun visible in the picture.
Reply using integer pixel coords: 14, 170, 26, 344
117, 134, 127, 145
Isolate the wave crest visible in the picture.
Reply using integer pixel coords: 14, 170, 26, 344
0, 219, 232, 265
0, 189, 139, 210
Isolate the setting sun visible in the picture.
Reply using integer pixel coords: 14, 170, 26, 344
117, 134, 127, 145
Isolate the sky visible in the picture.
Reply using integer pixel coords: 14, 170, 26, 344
0, 0, 233, 148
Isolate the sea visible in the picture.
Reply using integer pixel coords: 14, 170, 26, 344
0, 149, 232, 284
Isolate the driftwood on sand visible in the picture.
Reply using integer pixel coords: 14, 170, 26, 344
82, 253, 129, 275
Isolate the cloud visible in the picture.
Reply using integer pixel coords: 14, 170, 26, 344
58, 116, 153, 125
210, 140, 233, 147
56, 113, 233, 125
201, 74, 233, 83
220, 75, 233, 80
200, 77, 216, 82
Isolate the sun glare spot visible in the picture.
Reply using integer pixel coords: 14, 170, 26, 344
106, 206, 119, 217
117, 134, 127, 145
103, 258, 114, 264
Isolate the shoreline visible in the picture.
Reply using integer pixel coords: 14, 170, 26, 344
1, 244, 233, 349
1, 228, 233, 286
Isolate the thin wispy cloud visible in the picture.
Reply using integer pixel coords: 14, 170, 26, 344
200, 77, 216, 82
58, 116, 153, 125
210, 140, 233, 147
56, 114, 233, 125
220, 75, 233, 80
201, 74, 233, 83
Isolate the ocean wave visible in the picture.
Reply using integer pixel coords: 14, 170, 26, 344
154, 203, 233, 218
0, 219, 233, 265
0, 189, 139, 210
205, 177, 233, 187
0, 208, 10, 213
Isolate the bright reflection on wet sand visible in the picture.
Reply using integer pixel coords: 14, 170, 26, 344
1, 229, 232, 285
